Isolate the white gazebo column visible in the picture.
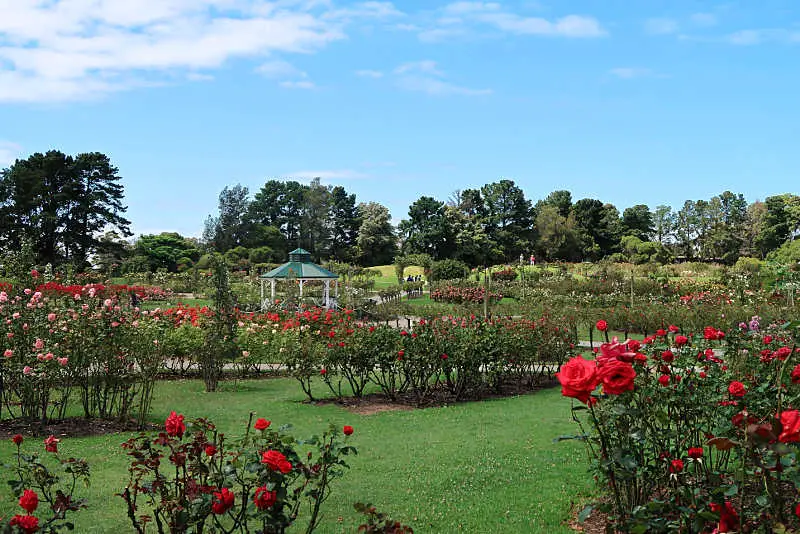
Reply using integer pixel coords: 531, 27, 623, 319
335, 280, 338, 298
271, 279, 276, 302
299, 279, 304, 297
324, 279, 331, 308
260, 279, 264, 307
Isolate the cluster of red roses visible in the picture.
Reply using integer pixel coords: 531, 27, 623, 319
557, 339, 638, 404
561, 319, 800, 533
160, 411, 355, 519
9, 488, 39, 533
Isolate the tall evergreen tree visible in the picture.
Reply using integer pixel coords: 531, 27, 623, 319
0, 150, 131, 268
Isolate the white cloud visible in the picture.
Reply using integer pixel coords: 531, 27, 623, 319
645, 18, 679, 35
728, 29, 764, 45
725, 28, 800, 45
355, 69, 384, 78
256, 59, 307, 79
280, 80, 315, 89
186, 72, 215, 82
416, 2, 605, 41
690, 13, 717, 27
394, 60, 444, 76
392, 60, 491, 96
0, 0, 399, 103
0, 141, 22, 166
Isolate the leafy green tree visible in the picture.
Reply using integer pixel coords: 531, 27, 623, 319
707, 191, 748, 264
534, 205, 580, 261
756, 194, 800, 256
329, 186, 360, 262
299, 178, 331, 259
203, 184, 250, 252
133, 232, 202, 272
356, 202, 397, 266
399, 196, 455, 260
621, 204, 655, 241
540, 190, 573, 218
675, 200, 699, 259
0, 150, 132, 268
480, 180, 533, 262
653, 205, 675, 246
570, 199, 621, 260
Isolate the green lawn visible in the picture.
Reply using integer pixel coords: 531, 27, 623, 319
0, 379, 593, 533
371, 265, 425, 289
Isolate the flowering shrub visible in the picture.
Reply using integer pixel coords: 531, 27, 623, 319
312, 314, 575, 403
430, 285, 502, 305
0, 285, 165, 424
559, 321, 800, 533
490, 268, 518, 282
1, 434, 90, 533
121, 412, 357, 534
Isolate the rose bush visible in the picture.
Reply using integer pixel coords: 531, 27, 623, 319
121, 411, 357, 534
559, 320, 800, 533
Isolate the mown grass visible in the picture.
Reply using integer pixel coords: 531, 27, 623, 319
370, 265, 425, 289
0, 378, 593, 533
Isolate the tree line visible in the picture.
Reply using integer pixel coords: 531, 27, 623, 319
2, 150, 799, 273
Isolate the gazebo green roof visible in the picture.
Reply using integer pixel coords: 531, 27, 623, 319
260, 248, 339, 280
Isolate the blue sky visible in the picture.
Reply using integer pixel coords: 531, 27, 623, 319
1, 0, 800, 237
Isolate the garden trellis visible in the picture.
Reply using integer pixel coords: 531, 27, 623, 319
259, 248, 339, 309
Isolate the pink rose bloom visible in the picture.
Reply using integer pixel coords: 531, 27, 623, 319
23, 366, 33, 375
57, 357, 68, 366
24, 288, 31, 295
47, 313, 56, 322
34, 338, 44, 350
3, 349, 12, 358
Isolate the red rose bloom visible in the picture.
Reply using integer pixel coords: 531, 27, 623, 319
779, 410, 800, 443
12, 434, 23, 446
674, 335, 688, 347
792, 364, 800, 384
19, 489, 38, 513
658, 375, 671, 387
598, 360, 636, 395
9, 514, 39, 534
661, 350, 675, 363
44, 435, 59, 453
656, 329, 667, 337
343, 425, 354, 436
795, 502, 800, 519
165, 411, 186, 438
670, 459, 684, 473
262, 450, 292, 473
764, 335, 773, 344
254, 418, 271, 431
626, 339, 641, 352
253, 486, 277, 510
595, 320, 608, 332
728, 381, 746, 397
775, 346, 792, 361
688, 447, 703, 459
556, 356, 599, 404
599, 341, 638, 364
205, 444, 217, 456
211, 487, 235, 515
668, 325, 680, 333
710, 501, 739, 533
